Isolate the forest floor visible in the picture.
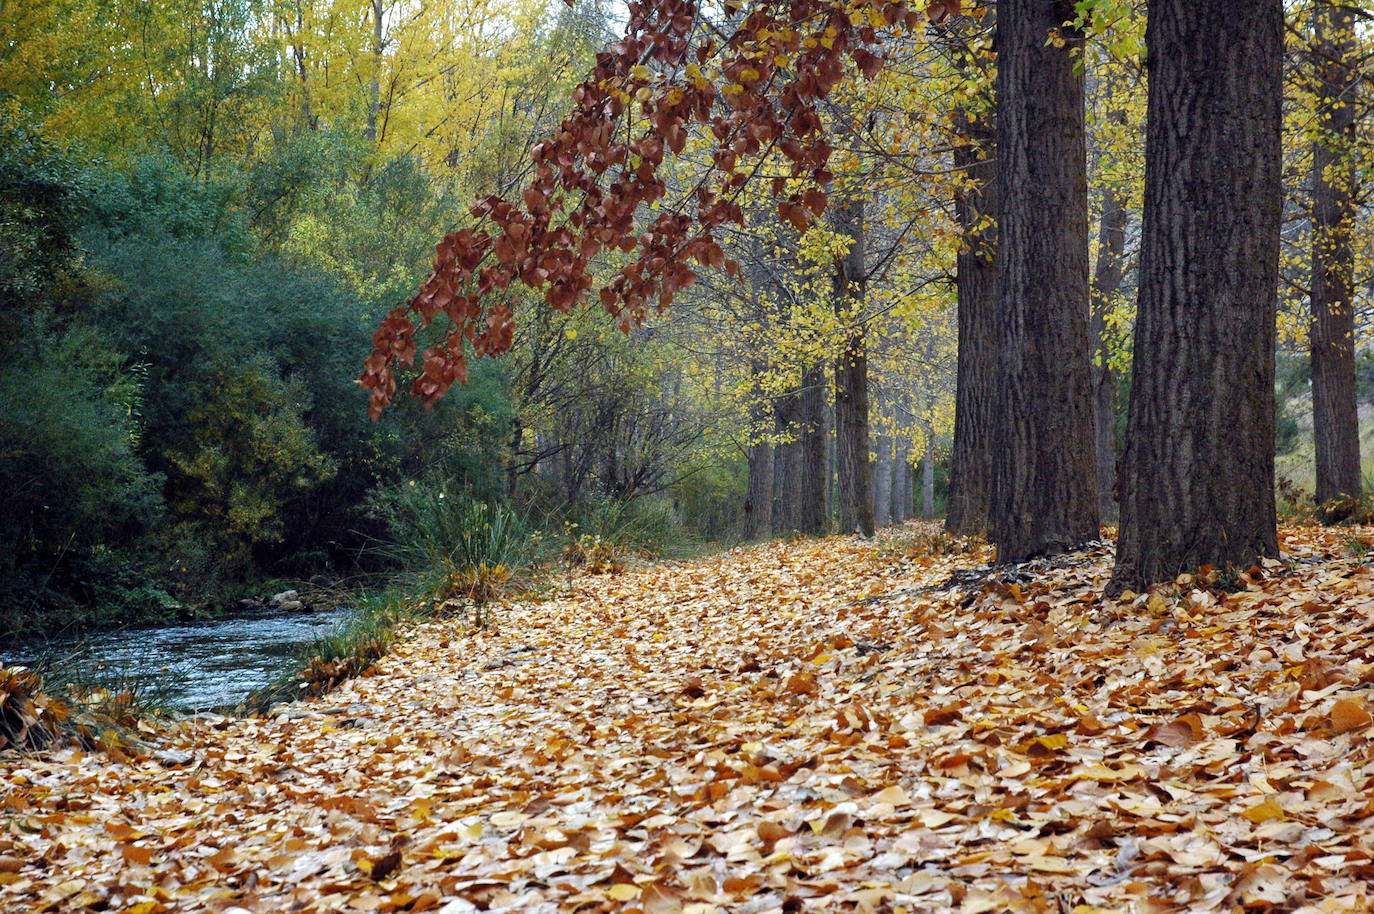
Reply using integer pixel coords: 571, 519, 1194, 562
4, 524, 1374, 914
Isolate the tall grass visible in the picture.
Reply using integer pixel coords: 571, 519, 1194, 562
371, 486, 540, 592
0, 645, 171, 753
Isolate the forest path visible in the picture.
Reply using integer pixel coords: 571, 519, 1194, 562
4, 525, 1374, 913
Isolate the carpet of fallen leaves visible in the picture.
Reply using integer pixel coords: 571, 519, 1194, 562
5, 523, 1374, 914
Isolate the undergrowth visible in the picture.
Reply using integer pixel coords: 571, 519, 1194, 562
0, 647, 169, 755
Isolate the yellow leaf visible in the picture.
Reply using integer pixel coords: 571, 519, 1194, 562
1241, 797, 1285, 824
608, 883, 641, 901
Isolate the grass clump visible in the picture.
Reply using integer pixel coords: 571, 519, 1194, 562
372, 485, 539, 599
247, 588, 429, 710
0, 651, 168, 755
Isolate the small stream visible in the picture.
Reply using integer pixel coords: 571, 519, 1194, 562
4, 606, 355, 712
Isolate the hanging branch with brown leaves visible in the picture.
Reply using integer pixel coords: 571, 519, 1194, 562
360, 0, 963, 417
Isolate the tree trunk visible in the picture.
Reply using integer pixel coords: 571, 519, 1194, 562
1110, 0, 1283, 593
366, 0, 383, 143
797, 365, 829, 535
1090, 188, 1127, 521
833, 196, 875, 536
946, 105, 999, 538
991, 0, 1099, 562
892, 438, 909, 523
922, 434, 936, 521
744, 440, 774, 540
773, 390, 801, 534
901, 451, 914, 523
873, 432, 893, 528
1309, 0, 1361, 510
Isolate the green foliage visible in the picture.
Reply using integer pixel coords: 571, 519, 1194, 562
162, 362, 335, 569
0, 117, 87, 312
566, 496, 690, 557
370, 484, 539, 592
0, 323, 164, 618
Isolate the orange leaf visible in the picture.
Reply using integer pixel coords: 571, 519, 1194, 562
1331, 698, 1372, 734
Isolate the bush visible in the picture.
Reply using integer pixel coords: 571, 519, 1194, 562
0, 324, 164, 625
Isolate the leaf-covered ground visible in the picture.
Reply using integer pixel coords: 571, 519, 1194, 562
4, 525, 1374, 914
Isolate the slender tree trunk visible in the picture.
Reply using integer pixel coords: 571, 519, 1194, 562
833, 196, 875, 536
1090, 188, 1127, 521
1310, 0, 1361, 510
890, 439, 901, 525
744, 356, 775, 539
901, 451, 914, 523
1110, 0, 1283, 593
366, 0, 383, 143
922, 434, 936, 520
873, 431, 893, 528
991, 0, 1099, 562
798, 365, 829, 534
946, 105, 999, 537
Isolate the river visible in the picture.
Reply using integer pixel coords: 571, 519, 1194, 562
4, 606, 355, 712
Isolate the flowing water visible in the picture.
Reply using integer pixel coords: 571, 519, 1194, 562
4, 606, 355, 712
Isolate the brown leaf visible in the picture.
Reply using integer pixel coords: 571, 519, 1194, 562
365, 850, 401, 882
1331, 698, 1372, 734
1152, 713, 1205, 748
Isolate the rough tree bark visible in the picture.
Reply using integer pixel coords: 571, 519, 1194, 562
1110, 0, 1283, 592
991, 0, 1099, 562
1090, 187, 1127, 521
1309, 0, 1362, 511
946, 105, 998, 537
833, 196, 875, 536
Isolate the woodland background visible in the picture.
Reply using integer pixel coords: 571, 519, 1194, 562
0, 0, 1369, 636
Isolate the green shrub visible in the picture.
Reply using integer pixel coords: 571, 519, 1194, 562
0, 325, 164, 620
567, 495, 689, 556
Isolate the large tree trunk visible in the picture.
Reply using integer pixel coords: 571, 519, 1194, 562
798, 365, 829, 535
1090, 188, 1128, 521
744, 438, 774, 541
991, 0, 1099, 562
833, 197, 875, 536
946, 105, 999, 537
1309, 0, 1361, 510
1110, 0, 1283, 593
873, 431, 893, 527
